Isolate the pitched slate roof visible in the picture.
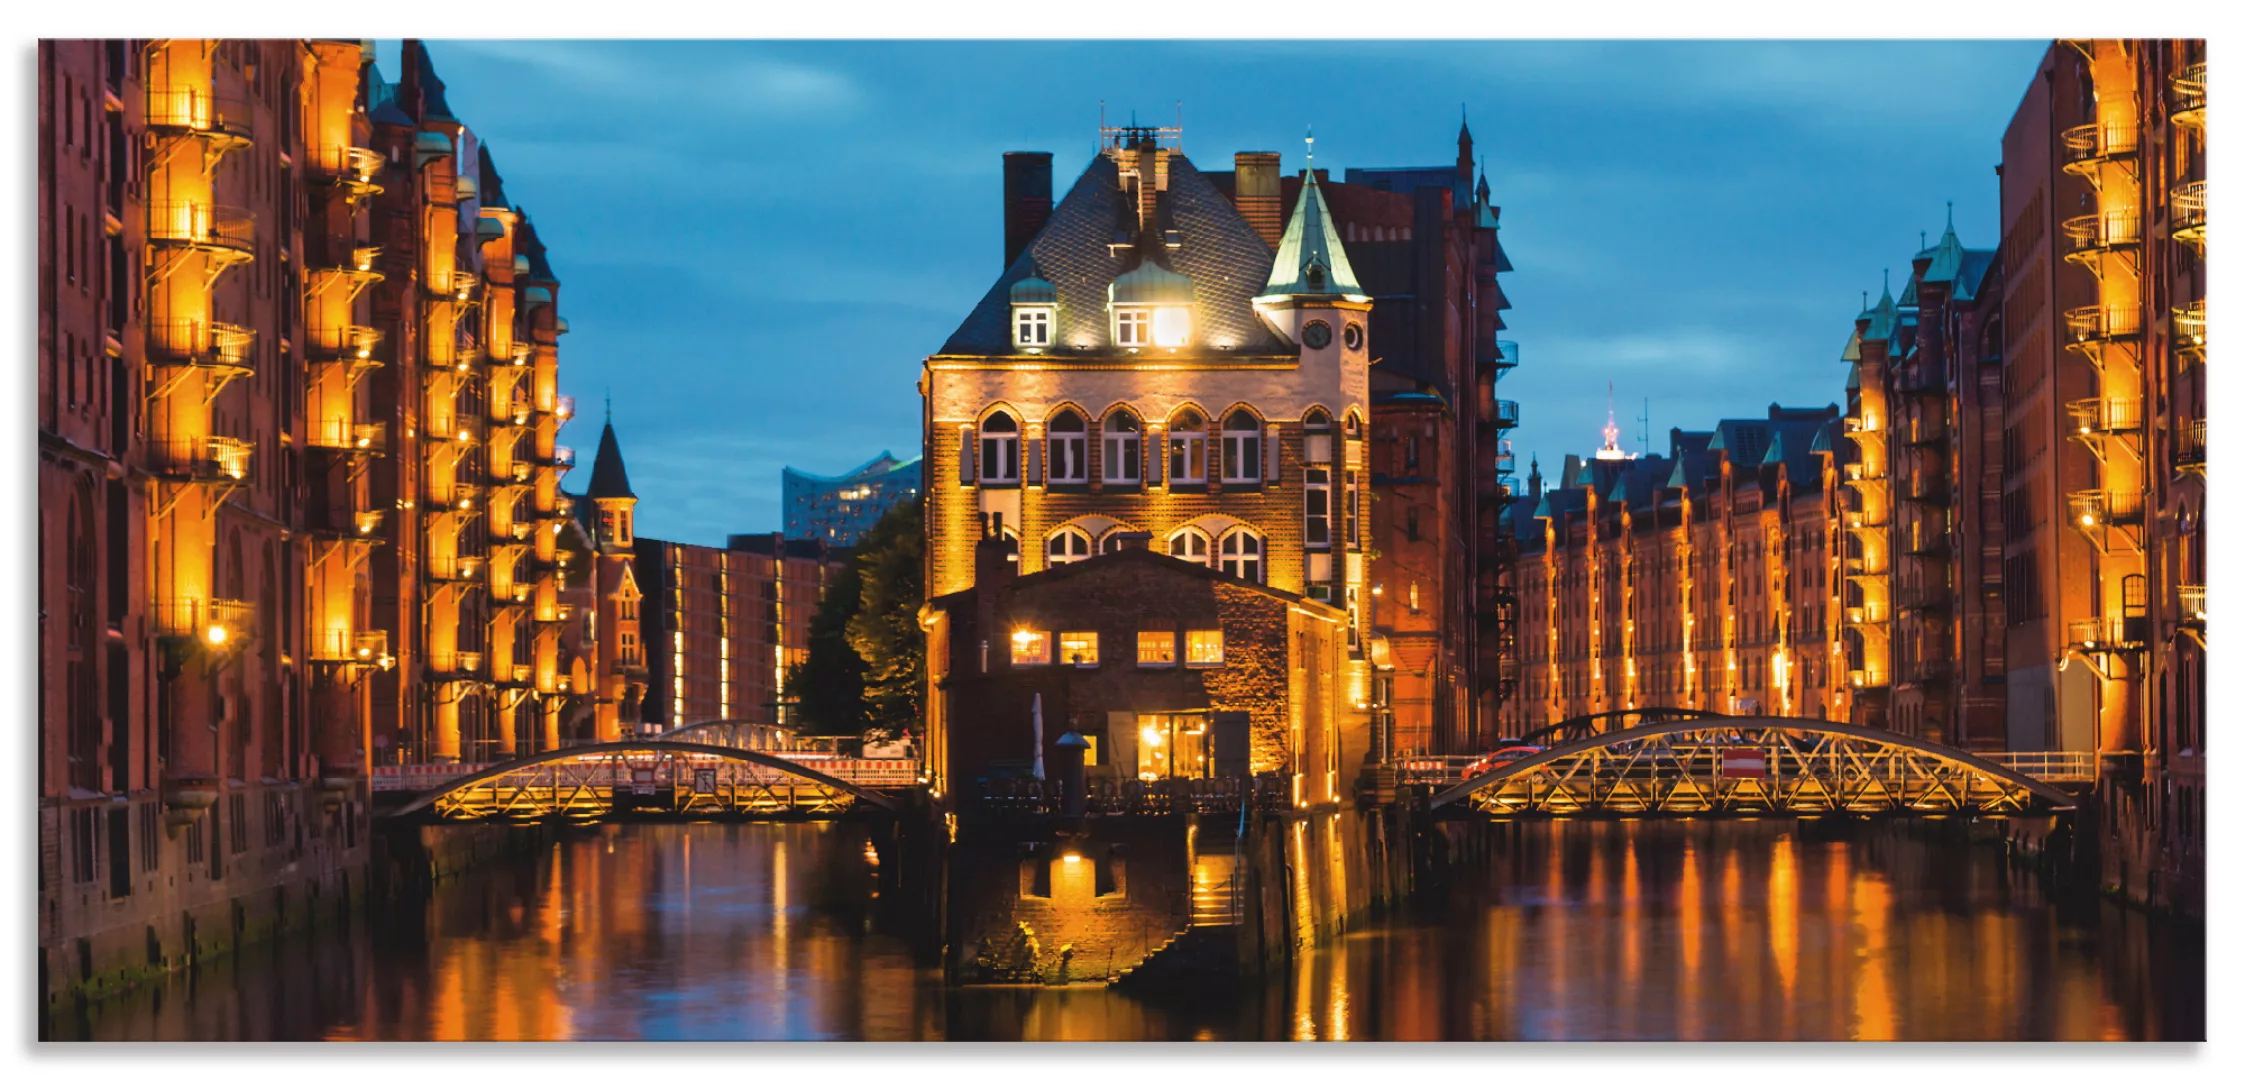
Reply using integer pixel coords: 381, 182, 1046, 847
1951, 248, 1998, 303
937, 153, 1286, 357
478, 144, 510, 210
407, 41, 456, 124
517, 211, 556, 282
587, 421, 635, 500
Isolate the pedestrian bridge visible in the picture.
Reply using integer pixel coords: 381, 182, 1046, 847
1419, 714, 2085, 818
378, 741, 920, 822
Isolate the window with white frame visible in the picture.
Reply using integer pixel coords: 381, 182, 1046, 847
1100, 528, 1138, 555
1103, 410, 1142, 484
980, 412, 1020, 484
1221, 409, 1261, 483
1218, 529, 1262, 582
1115, 308, 1149, 347
1168, 528, 1210, 566
1014, 306, 1051, 348
1169, 408, 1207, 483
1046, 527, 1091, 567
1047, 410, 1087, 484
1345, 470, 1360, 547
1305, 468, 1332, 547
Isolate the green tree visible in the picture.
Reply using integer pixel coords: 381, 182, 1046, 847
786, 551, 867, 736
846, 495, 926, 739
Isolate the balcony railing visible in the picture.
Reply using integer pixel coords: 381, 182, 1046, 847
307, 419, 386, 454
427, 555, 485, 583
2060, 121, 2139, 166
550, 446, 577, 470
312, 629, 391, 665
2173, 299, 2205, 348
493, 581, 532, 606
442, 484, 480, 513
309, 144, 384, 183
151, 596, 257, 643
145, 86, 253, 141
148, 202, 256, 255
307, 324, 383, 362
2070, 488, 2146, 527
533, 602, 575, 624
552, 395, 576, 420
2170, 181, 2206, 247
508, 342, 533, 366
508, 405, 533, 428
2062, 210, 2142, 255
498, 664, 534, 687
1493, 338, 1520, 370
2068, 396, 2144, 435
2066, 304, 2142, 343
2177, 418, 2206, 471
2179, 585, 2207, 623
2067, 615, 2145, 651
1493, 398, 1520, 428
2170, 62, 2206, 125
429, 651, 485, 678
149, 435, 251, 483
148, 318, 255, 371
509, 460, 533, 483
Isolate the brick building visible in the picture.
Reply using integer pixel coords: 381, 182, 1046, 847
631, 528, 846, 732
923, 535, 1358, 809
36, 39, 596, 1002
1498, 405, 1846, 736
1997, 40, 2205, 914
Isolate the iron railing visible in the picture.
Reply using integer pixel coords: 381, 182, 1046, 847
2179, 584, 2207, 623
974, 775, 1289, 816
307, 324, 383, 361
2060, 121, 2139, 165
2062, 209, 2142, 254
2068, 396, 2144, 435
311, 629, 391, 664
145, 86, 253, 139
1493, 398, 1520, 428
2176, 418, 2206, 470
2170, 181, 2206, 238
2173, 299, 2205, 346
2170, 62, 2206, 122
2067, 616, 2145, 651
151, 596, 257, 642
1493, 338, 1520, 371
148, 435, 251, 482
2070, 488, 2146, 527
148, 202, 255, 254
2066, 304, 2142, 342
148, 318, 255, 370
307, 419, 386, 454
428, 651, 486, 677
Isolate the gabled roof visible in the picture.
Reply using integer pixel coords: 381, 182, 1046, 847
407, 41, 455, 124
517, 212, 556, 282
587, 421, 635, 500
937, 153, 1284, 357
1951, 248, 1998, 302
1919, 209, 1968, 285
1259, 169, 1365, 300
478, 144, 510, 210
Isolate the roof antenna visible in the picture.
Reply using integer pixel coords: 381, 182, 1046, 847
1946, 199, 1955, 230
1305, 125, 1315, 171
605, 388, 612, 424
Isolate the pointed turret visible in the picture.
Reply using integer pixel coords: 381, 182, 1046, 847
1256, 166, 1364, 302
1861, 273, 1899, 342
1918, 202, 1967, 285
587, 418, 638, 554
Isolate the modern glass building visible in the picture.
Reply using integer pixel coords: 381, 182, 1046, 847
782, 452, 922, 546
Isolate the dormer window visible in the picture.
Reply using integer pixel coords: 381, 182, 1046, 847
1115, 309, 1150, 346
1152, 307, 1190, 347
1015, 307, 1051, 348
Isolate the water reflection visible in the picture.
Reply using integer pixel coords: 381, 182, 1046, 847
53, 818, 2200, 1041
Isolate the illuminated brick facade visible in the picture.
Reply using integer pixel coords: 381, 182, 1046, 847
634, 532, 846, 732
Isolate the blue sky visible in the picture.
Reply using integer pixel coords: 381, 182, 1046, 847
386, 39, 2050, 545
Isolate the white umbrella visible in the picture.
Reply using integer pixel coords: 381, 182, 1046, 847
1031, 693, 1046, 782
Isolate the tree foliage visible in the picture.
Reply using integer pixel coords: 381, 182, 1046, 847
846, 496, 926, 738
785, 547, 867, 736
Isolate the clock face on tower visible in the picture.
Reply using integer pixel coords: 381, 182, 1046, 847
1342, 322, 1364, 351
1302, 320, 1333, 350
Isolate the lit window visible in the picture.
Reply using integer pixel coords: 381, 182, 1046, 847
1219, 529, 1262, 583
1103, 411, 1142, 484
1168, 529, 1209, 566
1136, 630, 1176, 667
1305, 468, 1331, 547
1184, 629, 1224, 667
1221, 409, 1262, 483
1046, 527, 1091, 567
1169, 408, 1207, 483
1014, 307, 1051, 348
1115, 309, 1149, 346
1047, 410, 1087, 483
1151, 306, 1190, 347
1010, 628, 1050, 666
1059, 631, 1099, 667
980, 412, 1020, 484
1137, 714, 1208, 780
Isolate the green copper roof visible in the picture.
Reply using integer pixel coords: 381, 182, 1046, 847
1010, 274, 1057, 305
1258, 170, 1364, 300
1920, 205, 1967, 284
1109, 259, 1193, 305
1863, 278, 1899, 341
1842, 328, 1863, 363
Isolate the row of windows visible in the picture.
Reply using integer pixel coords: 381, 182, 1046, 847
1011, 628, 1224, 669
971, 404, 1362, 487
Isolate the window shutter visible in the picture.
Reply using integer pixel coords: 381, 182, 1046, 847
1027, 436, 1044, 488
958, 428, 975, 487
1266, 424, 1282, 487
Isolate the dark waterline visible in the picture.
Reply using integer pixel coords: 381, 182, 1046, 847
50, 818, 2202, 1041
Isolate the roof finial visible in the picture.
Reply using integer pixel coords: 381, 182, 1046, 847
1597, 382, 1625, 460
1946, 199, 1955, 230
605, 388, 612, 424
1920, 230, 1927, 249
1305, 125, 1314, 171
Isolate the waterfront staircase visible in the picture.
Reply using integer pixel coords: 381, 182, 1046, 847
1109, 865, 1245, 990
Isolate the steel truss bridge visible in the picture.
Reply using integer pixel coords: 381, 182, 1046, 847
380, 740, 912, 822
1424, 713, 2084, 819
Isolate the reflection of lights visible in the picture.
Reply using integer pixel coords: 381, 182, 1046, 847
1062, 853, 1082, 864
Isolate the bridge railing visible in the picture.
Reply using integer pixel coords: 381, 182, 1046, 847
1978, 751, 2099, 785
373, 749, 924, 793
1395, 755, 1487, 787
974, 775, 1289, 816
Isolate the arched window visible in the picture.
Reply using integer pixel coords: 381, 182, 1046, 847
1046, 409, 1086, 484
1100, 528, 1138, 555
1103, 410, 1142, 485
1169, 408, 1207, 484
1046, 527, 1091, 567
1221, 409, 1261, 483
1168, 528, 1210, 566
1303, 406, 1334, 467
1219, 529, 1263, 582
980, 412, 1019, 484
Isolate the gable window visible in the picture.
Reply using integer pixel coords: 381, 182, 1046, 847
1115, 309, 1149, 347
1047, 410, 1087, 484
1168, 528, 1210, 566
1103, 411, 1142, 485
1184, 629, 1224, 667
1009, 628, 1050, 666
980, 412, 1020, 484
1219, 529, 1262, 583
1305, 468, 1332, 547
1169, 409, 1207, 483
1014, 307, 1051, 348
1221, 410, 1262, 483
1046, 527, 1091, 567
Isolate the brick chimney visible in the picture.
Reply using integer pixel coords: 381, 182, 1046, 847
973, 524, 1019, 590
1003, 152, 1053, 269
1234, 151, 1283, 249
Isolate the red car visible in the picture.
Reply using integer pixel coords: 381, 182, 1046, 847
1461, 744, 1545, 780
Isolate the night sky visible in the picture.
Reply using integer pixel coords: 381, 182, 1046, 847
386, 39, 2050, 545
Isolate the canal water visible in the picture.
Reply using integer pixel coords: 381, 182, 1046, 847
50, 818, 2202, 1041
